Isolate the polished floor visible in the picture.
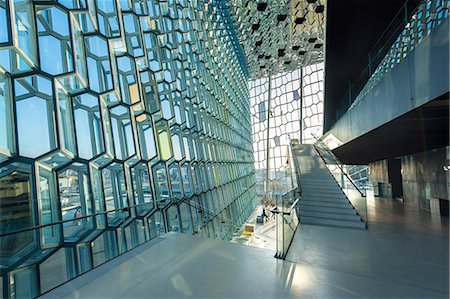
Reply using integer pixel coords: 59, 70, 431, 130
286, 195, 449, 297
42, 197, 449, 298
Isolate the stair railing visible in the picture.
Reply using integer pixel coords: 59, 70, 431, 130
271, 140, 304, 259
311, 133, 369, 228
271, 189, 301, 259
311, 134, 365, 196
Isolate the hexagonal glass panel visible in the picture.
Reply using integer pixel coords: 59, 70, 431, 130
122, 13, 144, 57
39, 248, 68, 293
147, 210, 165, 239
73, 93, 105, 160
116, 55, 139, 104
135, 114, 157, 161
155, 120, 173, 161
9, 266, 38, 299
168, 163, 183, 201
58, 163, 94, 242
165, 205, 179, 232
102, 163, 129, 226
0, 162, 35, 263
14, 75, 56, 158
36, 163, 61, 248
130, 162, 153, 215
76, 242, 92, 274
139, 70, 160, 114
152, 163, 170, 207
179, 201, 193, 233
56, 87, 76, 155
0, 73, 15, 162
12, 0, 38, 66
91, 230, 118, 267
95, 0, 120, 38
171, 126, 184, 161
181, 164, 194, 197
0, 1, 9, 44
110, 105, 135, 161
189, 197, 202, 232
84, 35, 113, 93
35, 6, 74, 75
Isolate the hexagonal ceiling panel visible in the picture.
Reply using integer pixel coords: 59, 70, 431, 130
227, 0, 326, 79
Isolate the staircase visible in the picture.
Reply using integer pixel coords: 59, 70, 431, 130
291, 143, 366, 229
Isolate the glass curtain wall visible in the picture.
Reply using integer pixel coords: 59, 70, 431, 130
250, 62, 324, 199
0, 0, 257, 297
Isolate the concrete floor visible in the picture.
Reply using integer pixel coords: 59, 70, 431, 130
42, 197, 449, 299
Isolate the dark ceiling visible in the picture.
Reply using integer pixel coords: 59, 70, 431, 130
323, 0, 421, 132
332, 94, 449, 164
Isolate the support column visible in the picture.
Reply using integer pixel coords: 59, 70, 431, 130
299, 67, 303, 143
265, 74, 272, 195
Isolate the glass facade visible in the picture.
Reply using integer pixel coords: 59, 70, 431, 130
0, 0, 257, 297
250, 63, 324, 197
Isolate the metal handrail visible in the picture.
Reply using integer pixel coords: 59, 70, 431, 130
0, 196, 243, 241
311, 134, 368, 228
335, 0, 425, 121
272, 190, 301, 259
289, 141, 303, 197
0, 197, 165, 237
182, 198, 243, 233
271, 140, 303, 259
271, 197, 301, 216
335, 0, 448, 122
312, 134, 365, 197
0, 194, 246, 239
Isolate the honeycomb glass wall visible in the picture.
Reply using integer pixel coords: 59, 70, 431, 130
0, 0, 257, 297
250, 63, 325, 197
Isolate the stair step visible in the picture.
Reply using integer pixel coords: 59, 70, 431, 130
302, 191, 346, 198
299, 216, 366, 229
301, 197, 349, 204
300, 210, 360, 221
302, 190, 347, 200
301, 178, 337, 182
299, 201, 352, 209
301, 177, 334, 182
301, 180, 337, 185
292, 144, 366, 230
302, 182, 341, 187
299, 205, 356, 215
301, 172, 331, 175
302, 186, 343, 192
302, 188, 344, 194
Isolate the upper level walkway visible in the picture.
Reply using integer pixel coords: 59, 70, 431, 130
322, 14, 449, 164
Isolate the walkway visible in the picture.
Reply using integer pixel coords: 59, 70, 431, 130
41, 199, 448, 298
286, 196, 449, 297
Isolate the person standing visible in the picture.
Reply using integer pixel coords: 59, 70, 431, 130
262, 208, 269, 222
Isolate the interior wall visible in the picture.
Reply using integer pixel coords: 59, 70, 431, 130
401, 146, 449, 215
368, 160, 392, 197
369, 147, 449, 216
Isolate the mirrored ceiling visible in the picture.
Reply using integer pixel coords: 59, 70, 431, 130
227, 0, 326, 79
